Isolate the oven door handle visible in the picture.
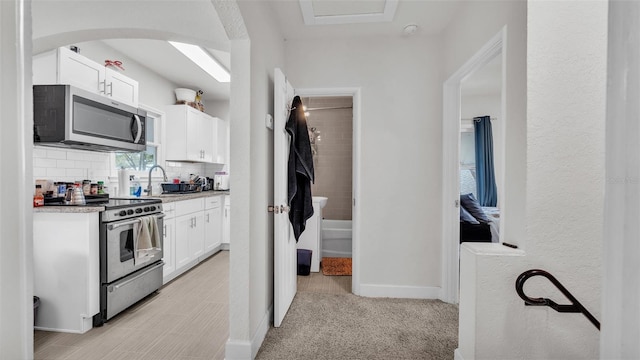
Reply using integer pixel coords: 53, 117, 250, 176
107, 213, 166, 230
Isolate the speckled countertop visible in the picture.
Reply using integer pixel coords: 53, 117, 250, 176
147, 190, 230, 203
33, 191, 230, 213
33, 205, 105, 213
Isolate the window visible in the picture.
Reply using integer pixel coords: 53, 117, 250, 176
112, 106, 163, 176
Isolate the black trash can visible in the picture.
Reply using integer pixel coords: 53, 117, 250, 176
33, 296, 40, 326
297, 249, 312, 276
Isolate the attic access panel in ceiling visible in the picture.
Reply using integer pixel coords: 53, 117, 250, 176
300, 0, 398, 25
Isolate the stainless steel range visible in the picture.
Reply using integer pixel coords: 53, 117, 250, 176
92, 197, 165, 326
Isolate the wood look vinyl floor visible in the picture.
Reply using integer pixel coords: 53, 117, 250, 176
34, 251, 229, 360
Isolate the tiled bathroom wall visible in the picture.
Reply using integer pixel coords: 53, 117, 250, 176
303, 96, 353, 220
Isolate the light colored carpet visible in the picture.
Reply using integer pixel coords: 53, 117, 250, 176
321, 257, 352, 276
256, 292, 458, 360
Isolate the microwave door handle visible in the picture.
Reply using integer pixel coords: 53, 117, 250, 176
132, 114, 143, 144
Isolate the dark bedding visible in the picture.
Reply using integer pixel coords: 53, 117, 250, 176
459, 193, 493, 243
460, 222, 492, 243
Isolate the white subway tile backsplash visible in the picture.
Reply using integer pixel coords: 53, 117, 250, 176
91, 161, 107, 169
33, 168, 47, 177
47, 149, 68, 160
56, 159, 75, 168
66, 151, 87, 161
34, 158, 56, 168
73, 160, 91, 169
33, 148, 48, 158
46, 168, 67, 177
65, 168, 85, 178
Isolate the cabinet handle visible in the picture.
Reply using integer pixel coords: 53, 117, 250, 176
206, 213, 210, 222
107, 82, 113, 96
99, 80, 106, 94
193, 217, 197, 227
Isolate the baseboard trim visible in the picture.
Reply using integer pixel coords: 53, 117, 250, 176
251, 305, 273, 358
225, 339, 252, 360
359, 284, 441, 299
454, 348, 465, 360
225, 306, 272, 360
221, 243, 230, 250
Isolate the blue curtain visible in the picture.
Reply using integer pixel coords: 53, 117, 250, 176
474, 116, 497, 206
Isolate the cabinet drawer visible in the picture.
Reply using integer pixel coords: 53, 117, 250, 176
174, 198, 204, 217
205, 196, 221, 210
162, 202, 176, 219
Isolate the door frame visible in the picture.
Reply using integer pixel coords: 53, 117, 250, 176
441, 27, 505, 304
296, 87, 361, 295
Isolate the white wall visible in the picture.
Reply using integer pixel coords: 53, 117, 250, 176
218, 1, 285, 358
285, 34, 443, 295
602, 2, 640, 358
457, 1, 607, 359
237, 0, 284, 345
1, 0, 34, 358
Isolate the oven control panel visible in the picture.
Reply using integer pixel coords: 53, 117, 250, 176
101, 203, 163, 222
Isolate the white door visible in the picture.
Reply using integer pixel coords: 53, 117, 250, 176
273, 68, 296, 327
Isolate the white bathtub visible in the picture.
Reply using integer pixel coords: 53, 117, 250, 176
322, 219, 352, 258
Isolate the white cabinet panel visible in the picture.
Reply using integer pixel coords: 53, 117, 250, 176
33, 212, 100, 333
222, 195, 231, 245
189, 212, 205, 259
162, 203, 176, 283
105, 68, 139, 106
175, 214, 193, 271
204, 206, 222, 254
57, 47, 104, 94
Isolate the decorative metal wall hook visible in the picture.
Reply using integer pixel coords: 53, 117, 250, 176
515, 269, 600, 330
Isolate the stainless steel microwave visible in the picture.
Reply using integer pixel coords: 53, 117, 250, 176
33, 85, 146, 152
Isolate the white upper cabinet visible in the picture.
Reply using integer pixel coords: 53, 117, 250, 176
104, 68, 139, 107
165, 105, 225, 164
33, 46, 139, 107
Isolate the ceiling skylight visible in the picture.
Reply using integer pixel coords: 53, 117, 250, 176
168, 41, 230, 83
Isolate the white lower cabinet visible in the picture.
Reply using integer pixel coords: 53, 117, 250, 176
204, 196, 222, 255
162, 195, 224, 284
222, 195, 231, 248
162, 203, 176, 282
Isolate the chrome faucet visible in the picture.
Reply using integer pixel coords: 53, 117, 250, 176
145, 165, 168, 196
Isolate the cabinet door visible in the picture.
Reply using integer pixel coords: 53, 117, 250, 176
223, 204, 231, 245
189, 212, 205, 259
105, 68, 139, 107
201, 115, 216, 163
162, 217, 176, 282
175, 214, 193, 270
204, 207, 222, 253
186, 108, 204, 161
58, 47, 105, 94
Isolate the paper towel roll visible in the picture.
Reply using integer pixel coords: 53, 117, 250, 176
118, 168, 130, 197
